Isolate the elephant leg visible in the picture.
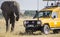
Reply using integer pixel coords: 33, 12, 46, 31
3, 11, 9, 32
5, 17, 9, 32
10, 16, 15, 32
10, 17, 12, 24
6, 20, 8, 32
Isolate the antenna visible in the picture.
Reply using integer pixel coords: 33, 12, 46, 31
37, 0, 39, 20
37, 0, 39, 11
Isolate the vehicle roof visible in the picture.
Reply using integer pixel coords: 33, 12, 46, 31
40, 6, 58, 12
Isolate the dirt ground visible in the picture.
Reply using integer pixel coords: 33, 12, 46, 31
0, 17, 60, 37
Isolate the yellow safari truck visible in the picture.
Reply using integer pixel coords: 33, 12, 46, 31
23, 5, 60, 34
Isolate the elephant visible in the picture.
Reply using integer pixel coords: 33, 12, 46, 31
1, 1, 20, 32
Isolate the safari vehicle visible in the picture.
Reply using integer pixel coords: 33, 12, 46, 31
23, 3, 60, 34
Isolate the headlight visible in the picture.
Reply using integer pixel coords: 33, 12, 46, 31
24, 21, 26, 24
24, 21, 28, 24
32, 21, 34, 23
37, 21, 41, 24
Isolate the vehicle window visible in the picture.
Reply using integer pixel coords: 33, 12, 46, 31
38, 12, 43, 17
52, 12, 58, 18
33, 11, 52, 18
38, 11, 52, 18
57, 2, 60, 6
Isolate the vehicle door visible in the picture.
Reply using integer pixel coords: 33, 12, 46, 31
52, 12, 60, 28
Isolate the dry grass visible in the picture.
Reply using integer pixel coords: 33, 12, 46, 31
0, 18, 60, 37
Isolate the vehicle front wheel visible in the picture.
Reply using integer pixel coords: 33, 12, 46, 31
43, 25, 50, 35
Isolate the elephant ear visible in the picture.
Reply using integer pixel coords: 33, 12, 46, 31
11, 1, 19, 21
14, 2, 19, 21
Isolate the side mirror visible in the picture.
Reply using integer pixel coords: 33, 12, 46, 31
33, 16, 35, 19
52, 15, 56, 19
33, 11, 39, 19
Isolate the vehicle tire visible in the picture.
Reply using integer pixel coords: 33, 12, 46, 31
53, 30, 58, 34
25, 28, 33, 34
43, 25, 50, 35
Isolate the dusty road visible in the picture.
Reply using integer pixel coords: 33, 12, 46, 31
0, 18, 60, 37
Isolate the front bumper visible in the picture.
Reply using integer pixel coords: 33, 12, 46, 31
23, 20, 42, 28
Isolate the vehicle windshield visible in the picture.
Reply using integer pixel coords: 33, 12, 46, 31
33, 11, 52, 18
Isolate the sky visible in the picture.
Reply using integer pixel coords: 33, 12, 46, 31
0, 0, 55, 10
15, 0, 47, 10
